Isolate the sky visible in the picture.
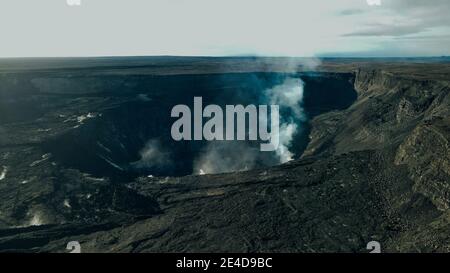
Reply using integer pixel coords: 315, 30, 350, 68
0, 0, 449, 57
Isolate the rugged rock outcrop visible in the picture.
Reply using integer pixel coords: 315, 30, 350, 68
302, 68, 450, 252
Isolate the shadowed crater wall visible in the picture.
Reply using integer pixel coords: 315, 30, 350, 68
37, 73, 356, 180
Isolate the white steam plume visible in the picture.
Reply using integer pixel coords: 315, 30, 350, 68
194, 77, 306, 174
193, 142, 278, 175
264, 77, 306, 163
0, 166, 7, 181
256, 57, 322, 73
132, 139, 172, 169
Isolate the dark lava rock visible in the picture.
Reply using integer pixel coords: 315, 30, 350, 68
0, 58, 449, 252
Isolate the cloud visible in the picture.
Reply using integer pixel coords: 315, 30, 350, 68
339, 9, 365, 16
393, 35, 450, 41
344, 0, 450, 37
343, 24, 428, 37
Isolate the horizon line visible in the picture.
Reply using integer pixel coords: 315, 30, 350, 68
0, 55, 449, 60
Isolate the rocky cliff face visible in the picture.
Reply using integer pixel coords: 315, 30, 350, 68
303, 68, 450, 252
306, 69, 450, 210
306, 69, 449, 155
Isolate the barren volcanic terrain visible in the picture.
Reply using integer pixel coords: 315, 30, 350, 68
0, 57, 449, 252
